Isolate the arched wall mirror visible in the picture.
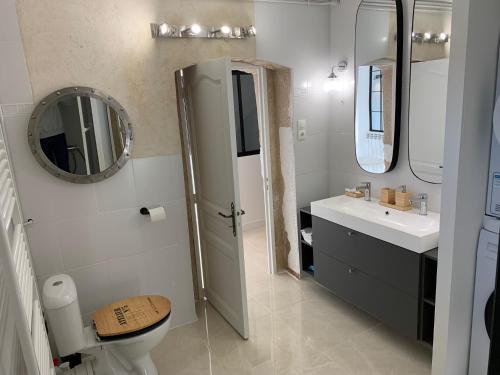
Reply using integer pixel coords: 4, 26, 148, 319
408, 0, 453, 184
28, 87, 133, 184
355, 0, 404, 174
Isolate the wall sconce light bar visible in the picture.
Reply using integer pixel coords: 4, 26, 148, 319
150, 23, 257, 39
412, 32, 450, 44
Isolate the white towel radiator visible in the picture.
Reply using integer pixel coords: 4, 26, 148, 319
0, 115, 55, 375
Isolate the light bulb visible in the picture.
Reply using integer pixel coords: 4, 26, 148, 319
159, 23, 168, 36
221, 25, 231, 35
439, 32, 448, 41
191, 24, 201, 35
424, 32, 432, 40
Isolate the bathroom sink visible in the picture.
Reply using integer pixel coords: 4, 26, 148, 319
311, 195, 440, 253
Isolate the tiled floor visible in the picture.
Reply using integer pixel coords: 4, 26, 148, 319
152, 226, 432, 374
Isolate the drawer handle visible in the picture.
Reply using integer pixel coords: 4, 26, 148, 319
347, 231, 357, 237
348, 268, 355, 274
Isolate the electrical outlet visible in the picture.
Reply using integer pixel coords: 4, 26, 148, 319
297, 120, 307, 141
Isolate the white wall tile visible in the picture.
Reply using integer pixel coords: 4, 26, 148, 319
294, 132, 328, 176
168, 154, 186, 201
107, 253, 144, 302
95, 163, 137, 212
169, 198, 190, 246
328, 132, 358, 173
94, 208, 143, 260
67, 262, 112, 315
58, 215, 99, 270
49, 181, 98, 222
256, 2, 331, 207
25, 221, 65, 278
140, 205, 178, 252
133, 155, 185, 208
296, 170, 329, 209
142, 244, 196, 327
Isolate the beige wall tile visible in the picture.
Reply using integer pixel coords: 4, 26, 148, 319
16, 0, 256, 158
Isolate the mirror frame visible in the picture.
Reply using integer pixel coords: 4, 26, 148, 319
354, 0, 404, 173
28, 86, 133, 184
407, 1, 450, 185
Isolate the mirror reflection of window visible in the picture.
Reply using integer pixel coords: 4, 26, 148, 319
369, 67, 384, 132
409, 0, 452, 183
38, 95, 127, 176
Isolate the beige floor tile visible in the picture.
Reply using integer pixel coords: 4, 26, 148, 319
152, 226, 432, 375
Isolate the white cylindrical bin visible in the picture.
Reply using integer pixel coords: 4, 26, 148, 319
43, 274, 86, 357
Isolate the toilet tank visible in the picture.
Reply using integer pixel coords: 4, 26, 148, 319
43, 274, 86, 356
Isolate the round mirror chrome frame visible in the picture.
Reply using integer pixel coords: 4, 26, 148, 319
28, 87, 133, 184
354, 0, 404, 174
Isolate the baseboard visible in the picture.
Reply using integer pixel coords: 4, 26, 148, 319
286, 267, 301, 280
243, 219, 265, 231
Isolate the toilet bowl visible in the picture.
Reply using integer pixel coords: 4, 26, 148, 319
43, 274, 171, 375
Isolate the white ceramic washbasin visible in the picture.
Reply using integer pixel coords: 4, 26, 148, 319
311, 195, 440, 253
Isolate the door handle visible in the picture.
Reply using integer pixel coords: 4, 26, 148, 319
347, 231, 357, 237
218, 202, 237, 237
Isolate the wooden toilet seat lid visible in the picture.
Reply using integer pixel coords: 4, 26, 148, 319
92, 295, 171, 339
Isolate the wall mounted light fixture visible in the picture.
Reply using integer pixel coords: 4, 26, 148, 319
324, 61, 349, 92
150, 23, 257, 39
412, 32, 450, 44
327, 61, 348, 79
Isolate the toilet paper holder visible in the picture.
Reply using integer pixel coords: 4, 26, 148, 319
139, 206, 167, 223
140, 207, 151, 216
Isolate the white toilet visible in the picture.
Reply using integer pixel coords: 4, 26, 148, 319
43, 274, 171, 375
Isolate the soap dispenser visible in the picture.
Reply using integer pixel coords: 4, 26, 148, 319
395, 185, 412, 209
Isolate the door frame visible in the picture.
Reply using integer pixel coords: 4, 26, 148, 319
176, 62, 278, 301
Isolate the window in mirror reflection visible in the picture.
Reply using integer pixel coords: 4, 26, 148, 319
369, 67, 384, 133
408, 0, 452, 183
38, 96, 126, 176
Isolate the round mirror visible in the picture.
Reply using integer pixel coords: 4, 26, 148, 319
28, 87, 133, 183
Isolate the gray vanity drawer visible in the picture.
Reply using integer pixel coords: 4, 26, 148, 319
312, 216, 421, 297
315, 251, 419, 338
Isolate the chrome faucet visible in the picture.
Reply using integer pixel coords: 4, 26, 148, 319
357, 182, 372, 201
412, 193, 428, 215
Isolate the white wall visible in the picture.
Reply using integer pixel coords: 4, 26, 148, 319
238, 154, 265, 229
0, 1, 196, 329
329, 0, 442, 212
255, 2, 332, 209
433, 0, 500, 373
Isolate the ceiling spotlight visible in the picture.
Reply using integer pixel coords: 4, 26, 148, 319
221, 25, 231, 35
190, 24, 202, 35
159, 23, 169, 36
424, 32, 432, 40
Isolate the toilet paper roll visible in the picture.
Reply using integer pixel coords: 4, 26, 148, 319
149, 206, 167, 222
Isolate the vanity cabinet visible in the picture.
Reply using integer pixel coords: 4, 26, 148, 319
312, 216, 425, 339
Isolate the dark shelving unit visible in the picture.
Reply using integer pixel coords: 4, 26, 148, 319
299, 206, 314, 277
420, 248, 438, 346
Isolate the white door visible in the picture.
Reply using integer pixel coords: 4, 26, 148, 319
183, 58, 249, 339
